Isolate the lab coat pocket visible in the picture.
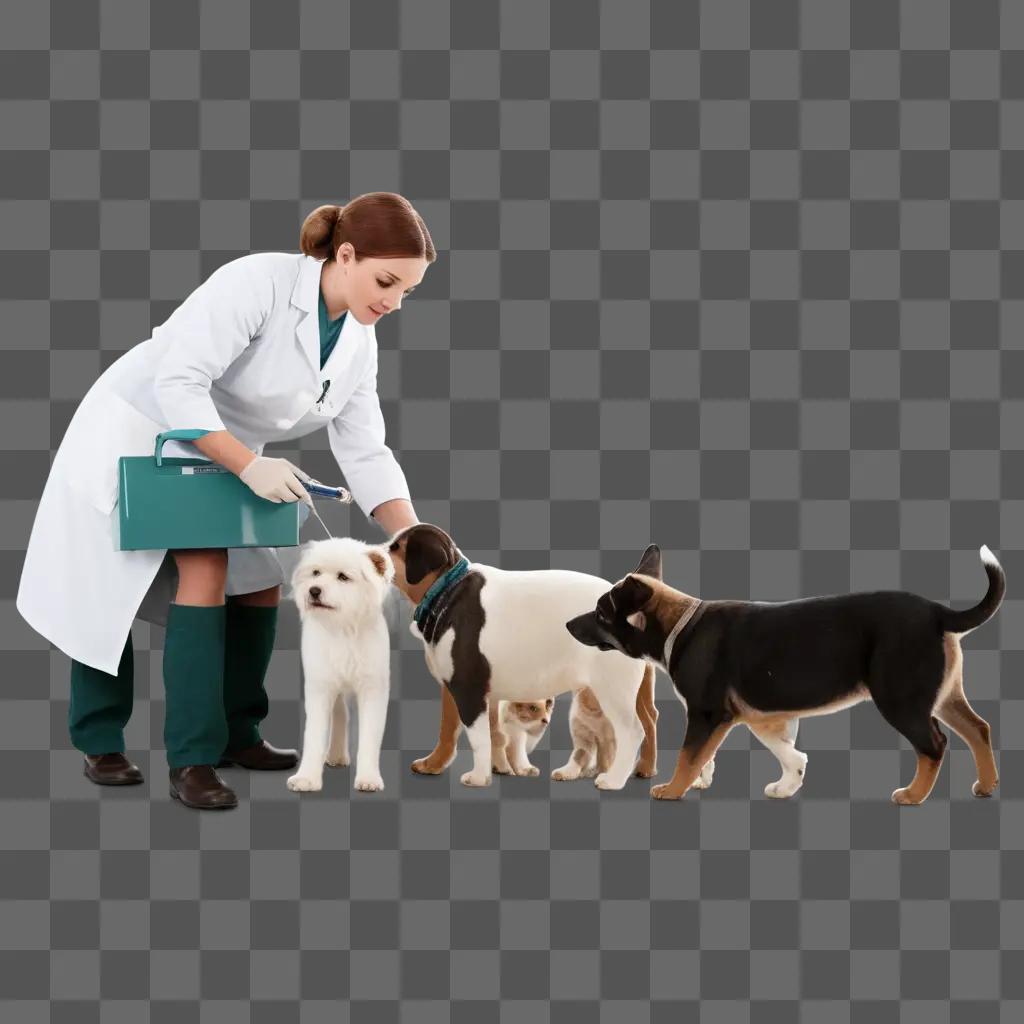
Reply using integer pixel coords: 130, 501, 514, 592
305, 377, 359, 425
59, 388, 167, 516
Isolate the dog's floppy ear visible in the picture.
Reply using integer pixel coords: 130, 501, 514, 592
631, 543, 662, 581
404, 526, 454, 585
614, 575, 654, 615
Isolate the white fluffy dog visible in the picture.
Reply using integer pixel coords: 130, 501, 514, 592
286, 537, 395, 794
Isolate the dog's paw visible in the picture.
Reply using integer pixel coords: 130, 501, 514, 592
513, 765, 540, 777
651, 783, 682, 800
460, 770, 492, 787
287, 774, 322, 792
764, 779, 801, 799
411, 755, 447, 775
634, 763, 657, 779
325, 754, 350, 768
973, 778, 998, 798
690, 761, 715, 789
891, 786, 922, 805
550, 768, 574, 781
354, 773, 384, 793
492, 762, 515, 775
594, 772, 624, 790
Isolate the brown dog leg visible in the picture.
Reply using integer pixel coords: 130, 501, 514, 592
652, 715, 734, 800
936, 689, 999, 797
411, 684, 462, 774
634, 665, 658, 778
891, 717, 948, 805
489, 701, 514, 774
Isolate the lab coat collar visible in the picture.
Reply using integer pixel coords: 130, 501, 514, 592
291, 255, 367, 381
290, 254, 323, 312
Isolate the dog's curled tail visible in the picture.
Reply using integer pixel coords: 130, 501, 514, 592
939, 545, 1006, 634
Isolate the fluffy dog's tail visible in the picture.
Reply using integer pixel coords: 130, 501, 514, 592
938, 545, 1006, 634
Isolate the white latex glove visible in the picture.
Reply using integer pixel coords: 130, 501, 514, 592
238, 456, 313, 506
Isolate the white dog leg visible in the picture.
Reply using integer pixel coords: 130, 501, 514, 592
326, 694, 350, 767
509, 730, 539, 777
590, 685, 645, 790
461, 709, 493, 788
691, 758, 716, 789
353, 682, 388, 792
751, 718, 807, 799
287, 682, 333, 792
552, 745, 592, 781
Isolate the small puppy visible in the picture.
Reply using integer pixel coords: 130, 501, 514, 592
490, 698, 554, 776
286, 537, 395, 794
551, 687, 616, 782
567, 543, 1005, 805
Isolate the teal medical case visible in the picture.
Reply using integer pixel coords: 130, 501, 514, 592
115, 429, 303, 551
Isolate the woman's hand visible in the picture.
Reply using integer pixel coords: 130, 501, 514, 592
239, 456, 313, 505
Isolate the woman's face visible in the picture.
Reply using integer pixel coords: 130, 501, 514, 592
336, 242, 428, 325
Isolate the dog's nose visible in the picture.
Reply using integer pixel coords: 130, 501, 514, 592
309, 586, 321, 599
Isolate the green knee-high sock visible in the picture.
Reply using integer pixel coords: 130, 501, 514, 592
68, 633, 134, 756
222, 602, 278, 752
163, 602, 229, 769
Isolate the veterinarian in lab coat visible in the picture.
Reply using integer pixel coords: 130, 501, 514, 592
17, 192, 429, 809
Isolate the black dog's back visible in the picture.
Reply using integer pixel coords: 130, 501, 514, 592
678, 590, 947, 716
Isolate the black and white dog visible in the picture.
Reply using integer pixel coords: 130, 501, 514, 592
387, 524, 658, 789
566, 544, 1005, 805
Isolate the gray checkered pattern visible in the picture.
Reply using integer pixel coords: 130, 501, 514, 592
2, 0, 1022, 1019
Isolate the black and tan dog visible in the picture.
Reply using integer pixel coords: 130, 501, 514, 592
566, 544, 1005, 805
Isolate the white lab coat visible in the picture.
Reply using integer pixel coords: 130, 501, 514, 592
16, 252, 410, 675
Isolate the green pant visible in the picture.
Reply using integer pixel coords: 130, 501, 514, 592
68, 633, 134, 756
68, 601, 279, 767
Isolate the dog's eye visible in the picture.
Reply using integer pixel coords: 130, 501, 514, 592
311, 569, 319, 577
337, 572, 349, 582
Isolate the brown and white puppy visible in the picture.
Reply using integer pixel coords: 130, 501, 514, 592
567, 544, 1005, 805
489, 698, 554, 776
387, 523, 658, 789
551, 687, 616, 782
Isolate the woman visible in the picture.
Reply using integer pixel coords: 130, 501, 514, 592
17, 192, 432, 810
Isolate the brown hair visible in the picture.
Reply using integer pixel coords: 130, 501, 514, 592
299, 192, 437, 264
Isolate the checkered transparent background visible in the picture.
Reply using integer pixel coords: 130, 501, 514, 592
2, 0, 1024, 1019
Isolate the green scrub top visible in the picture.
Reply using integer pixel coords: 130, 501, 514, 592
319, 290, 347, 370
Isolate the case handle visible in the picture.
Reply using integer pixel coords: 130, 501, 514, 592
154, 429, 211, 467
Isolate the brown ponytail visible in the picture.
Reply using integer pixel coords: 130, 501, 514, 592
299, 192, 436, 264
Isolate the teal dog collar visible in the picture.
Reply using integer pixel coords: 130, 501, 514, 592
413, 556, 470, 630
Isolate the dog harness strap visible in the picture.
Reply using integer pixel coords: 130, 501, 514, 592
663, 600, 702, 673
414, 556, 470, 629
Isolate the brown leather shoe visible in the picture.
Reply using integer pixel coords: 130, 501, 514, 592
169, 765, 238, 809
83, 753, 144, 786
217, 740, 298, 771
